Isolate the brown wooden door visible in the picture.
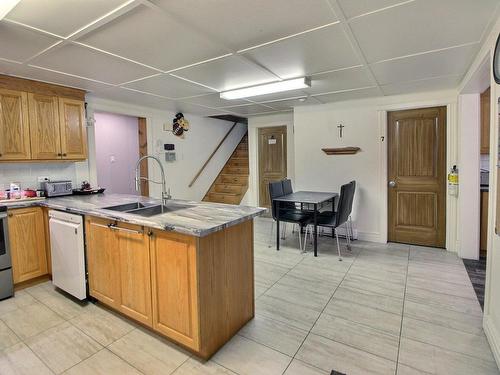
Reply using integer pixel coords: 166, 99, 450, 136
388, 107, 447, 248
28, 93, 61, 160
85, 217, 121, 308
258, 126, 287, 208
0, 89, 31, 160
59, 97, 87, 160
8, 207, 48, 284
150, 230, 199, 350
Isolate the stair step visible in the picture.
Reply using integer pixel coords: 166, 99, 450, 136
219, 174, 248, 184
233, 150, 248, 158
207, 192, 241, 205
224, 166, 249, 174
214, 183, 246, 194
228, 158, 249, 167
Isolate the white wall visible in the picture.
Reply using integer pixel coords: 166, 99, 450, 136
457, 94, 481, 259
245, 112, 294, 206
86, 97, 247, 201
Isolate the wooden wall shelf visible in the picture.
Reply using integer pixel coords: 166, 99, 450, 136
322, 147, 361, 155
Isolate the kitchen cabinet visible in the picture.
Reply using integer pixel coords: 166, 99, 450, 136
8, 207, 48, 284
150, 230, 199, 349
85, 217, 152, 326
0, 74, 87, 162
0, 89, 31, 160
481, 87, 490, 155
481, 191, 489, 252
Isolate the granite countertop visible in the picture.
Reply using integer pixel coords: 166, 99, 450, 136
1, 193, 266, 237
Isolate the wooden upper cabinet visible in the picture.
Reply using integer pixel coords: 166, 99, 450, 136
0, 89, 30, 160
28, 93, 61, 160
59, 97, 87, 160
150, 230, 200, 350
8, 207, 48, 284
481, 87, 491, 155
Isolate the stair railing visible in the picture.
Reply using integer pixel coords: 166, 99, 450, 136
188, 121, 239, 188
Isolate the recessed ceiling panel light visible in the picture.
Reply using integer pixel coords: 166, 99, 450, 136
0, 0, 20, 20
220, 77, 311, 100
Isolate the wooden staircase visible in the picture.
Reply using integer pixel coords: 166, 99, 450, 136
203, 134, 249, 204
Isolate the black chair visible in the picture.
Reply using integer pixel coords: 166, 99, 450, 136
269, 181, 312, 250
304, 181, 356, 260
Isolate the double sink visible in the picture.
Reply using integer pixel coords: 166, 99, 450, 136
102, 201, 189, 217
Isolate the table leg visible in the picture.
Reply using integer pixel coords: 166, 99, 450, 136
276, 202, 280, 251
314, 203, 318, 257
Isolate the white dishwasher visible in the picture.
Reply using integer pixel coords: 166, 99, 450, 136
48, 210, 87, 300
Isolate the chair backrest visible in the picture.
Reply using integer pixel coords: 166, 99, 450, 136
335, 182, 355, 227
268, 181, 284, 220
347, 180, 356, 216
282, 179, 293, 195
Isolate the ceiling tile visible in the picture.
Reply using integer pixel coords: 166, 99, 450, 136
173, 55, 278, 92
222, 103, 276, 115
29, 43, 157, 84
370, 44, 478, 85
152, 0, 337, 51
242, 24, 360, 79
337, 0, 408, 19
0, 21, 60, 62
241, 88, 310, 103
380, 75, 461, 96
181, 93, 249, 108
305, 66, 374, 95
349, 0, 500, 63
312, 87, 381, 103
6, 0, 129, 37
263, 96, 322, 110
124, 74, 214, 99
78, 5, 229, 71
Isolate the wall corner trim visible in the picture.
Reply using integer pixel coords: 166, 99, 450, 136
484, 314, 500, 368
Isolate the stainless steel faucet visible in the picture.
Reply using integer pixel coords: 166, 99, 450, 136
135, 155, 171, 204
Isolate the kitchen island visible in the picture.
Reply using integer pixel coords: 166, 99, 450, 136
3, 194, 265, 358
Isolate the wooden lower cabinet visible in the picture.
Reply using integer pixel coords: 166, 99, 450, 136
8, 207, 48, 283
85, 216, 254, 358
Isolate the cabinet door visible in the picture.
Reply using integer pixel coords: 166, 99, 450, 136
28, 93, 61, 160
8, 207, 48, 283
85, 217, 120, 308
59, 98, 87, 160
116, 223, 152, 326
150, 230, 199, 349
0, 89, 30, 160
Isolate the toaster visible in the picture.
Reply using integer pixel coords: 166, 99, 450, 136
42, 180, 73, 197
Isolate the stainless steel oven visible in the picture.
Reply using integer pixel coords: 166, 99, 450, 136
0, 207, 13, 300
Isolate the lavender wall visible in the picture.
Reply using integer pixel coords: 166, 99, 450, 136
94, 112, 140, 195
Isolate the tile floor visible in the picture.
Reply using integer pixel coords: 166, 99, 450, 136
0, 217, 498, 375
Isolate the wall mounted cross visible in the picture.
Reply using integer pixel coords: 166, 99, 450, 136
337, 123, 345, 138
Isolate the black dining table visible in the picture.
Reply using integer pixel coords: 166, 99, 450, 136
273, 191, 339, 257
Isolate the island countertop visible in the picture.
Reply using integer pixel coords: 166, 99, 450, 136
1, 193, 266, 237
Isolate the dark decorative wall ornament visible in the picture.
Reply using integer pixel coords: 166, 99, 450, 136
172, 112, 189, 138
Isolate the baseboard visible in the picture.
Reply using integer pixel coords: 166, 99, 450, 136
484, 314, 500, 368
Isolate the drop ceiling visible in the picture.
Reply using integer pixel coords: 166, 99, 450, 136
0, 0, 498, 117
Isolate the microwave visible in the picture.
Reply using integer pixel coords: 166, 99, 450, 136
42, 180, 73, 197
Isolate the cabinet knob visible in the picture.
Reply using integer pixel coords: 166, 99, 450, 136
8, 213, 13, 217
0, 153, 3, 157
57, 153, 62, 157
62, 153, 67, 157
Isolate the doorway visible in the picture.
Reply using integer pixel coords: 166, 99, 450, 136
94, 112, 148, 196
258, 126, 287, 209
387, 107, 447, 248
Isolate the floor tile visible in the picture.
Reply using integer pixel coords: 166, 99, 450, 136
256, 295, 321, 331
0, 290, 37, 315
0, 320, 20, 351
263, 281, 332, 312
333, 286, 403, 315
0, 342, 53, 375
402, 317, 495, 363
238, 315, 308, 356
275, 273, 339, 296
398, 337, 499, 375
407, 264, 471, 286
64, 349, 141, 375
2, 301, 65, 340
347, 263, 407, 285
69, 304, 135, 346
341, 273, 406, 299
406, 275, 477, 300
284, 359, 329, 374
213, 335, 292, 375
396, 363, 432, 374
312, 313, 399, 361
25, 321, 102, 374
296, 333, 396, 375
324, 298, 401, 335
286, 262, 346, 284
173, 357, 237, 374
108, 328, 189, 375
254, 259, 290, 287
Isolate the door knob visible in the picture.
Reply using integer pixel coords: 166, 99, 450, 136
389, 180, 396, 188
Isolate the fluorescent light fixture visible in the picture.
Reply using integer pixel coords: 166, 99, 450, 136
0, 0, 20, 20
220, 77, 311, 100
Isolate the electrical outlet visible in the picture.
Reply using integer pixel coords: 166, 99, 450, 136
37, 176, 49, 183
